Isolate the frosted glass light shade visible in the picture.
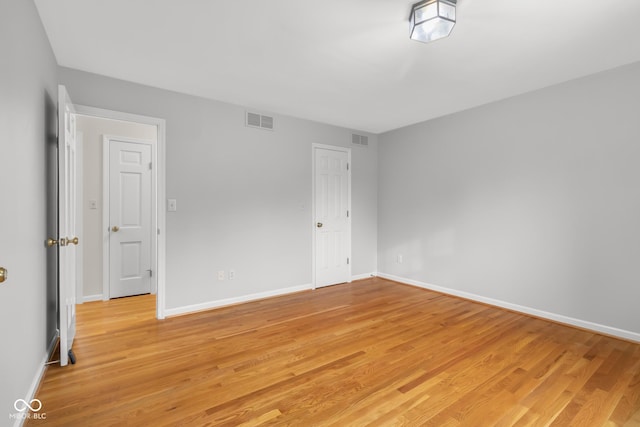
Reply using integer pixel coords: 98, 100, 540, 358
410, 0, 457, 43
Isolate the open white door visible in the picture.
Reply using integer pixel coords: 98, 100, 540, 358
313, 144, 351, 288
58, 85, 79, 366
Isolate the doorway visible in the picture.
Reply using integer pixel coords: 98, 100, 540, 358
312, 144, 352, 288
105, 136, 154, 299
75, 106, 166, 318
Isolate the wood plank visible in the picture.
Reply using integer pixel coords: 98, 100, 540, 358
27, 277, 640, 426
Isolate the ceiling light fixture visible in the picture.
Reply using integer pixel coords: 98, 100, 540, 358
409, 0, 457, 43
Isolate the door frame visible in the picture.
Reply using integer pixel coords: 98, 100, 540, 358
75, 104, 167, 319
75, 131, 84, 305
102, 135, 156, 300
311, 143, 352, 290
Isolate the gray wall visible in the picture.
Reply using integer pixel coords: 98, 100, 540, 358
0, 0, 58, 423
59, 67, 378, 310
378, 61, 640, 336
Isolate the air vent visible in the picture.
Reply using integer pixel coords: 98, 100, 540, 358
246, 111, 274, 131
352, 133, 369, 146
260, 115, 273, 130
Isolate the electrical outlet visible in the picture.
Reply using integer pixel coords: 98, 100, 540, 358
217, 270, 225, 281
228, 270, 235, 280
167, 199, 177, 212
397, 254, 403, 264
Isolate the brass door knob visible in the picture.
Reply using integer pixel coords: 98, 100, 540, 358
112, 226, 120, 232
317, 222, 323, 228
46, 238, 59, 247
0, 267, 7, 283
65, 237, 79, 246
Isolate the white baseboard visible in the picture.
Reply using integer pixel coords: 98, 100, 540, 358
351, 272, 377, 281
164, 284, 313, 317
13, 334, 58, 427
82, 294, 103, 303
376, 272, 640, 343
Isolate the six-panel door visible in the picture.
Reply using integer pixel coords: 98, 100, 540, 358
314, 147, 350, 288
109, 140, 152, 298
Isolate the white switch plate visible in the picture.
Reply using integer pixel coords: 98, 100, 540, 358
229, 270, 235, 280
167, 199, 177, 212
217, 270, 225, 281
89, 200, 98, 210
397, 254, 403, 264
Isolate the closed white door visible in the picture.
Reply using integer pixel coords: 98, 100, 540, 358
314, 145, 351, 288
58, 85, 79, 366
109, 140, 152, 298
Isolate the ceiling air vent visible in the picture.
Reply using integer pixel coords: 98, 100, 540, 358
246, 111, 274, 131
352, 133, 369, 146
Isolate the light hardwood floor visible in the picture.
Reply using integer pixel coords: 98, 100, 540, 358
29, 278, 640, 426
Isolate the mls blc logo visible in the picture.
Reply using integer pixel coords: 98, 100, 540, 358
14, 399, 42, 412
9, 399, 46, 420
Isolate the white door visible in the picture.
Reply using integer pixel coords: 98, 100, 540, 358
58, 85, 79, 366
109, 140, 152, 298
313, 145, 351, 288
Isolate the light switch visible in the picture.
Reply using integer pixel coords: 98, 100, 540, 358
167, 199, 177, 212
89, 200, 98, 210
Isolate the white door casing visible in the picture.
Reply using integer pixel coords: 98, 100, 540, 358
58, 85, 78, 366
75, 132, 84, 303
107, 138, 153, 298
313, 144, 351, 288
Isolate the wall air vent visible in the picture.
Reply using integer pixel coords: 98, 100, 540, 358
352, 133, 369, 146
246, 111, 275, 131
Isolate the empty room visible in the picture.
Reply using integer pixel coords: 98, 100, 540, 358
1, 0, 640, 426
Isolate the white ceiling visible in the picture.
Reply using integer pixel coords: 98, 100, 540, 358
35, 0, 640, 134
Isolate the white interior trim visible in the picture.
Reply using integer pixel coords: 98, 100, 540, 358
82, 295, 103, 303
164, 284, 313, 317
12, 335, 58, 427
311, 143, 352, 290
351, 272, 376, 281
75, 104, 167, 319
102, 135, 157, 300
102, 138, 109, 301
75, 131, 84, 304
377, 272, 640, 343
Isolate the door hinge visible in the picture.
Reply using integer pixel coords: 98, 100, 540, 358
149, 162, 152, 170
147, 269, 153, 277
347, 163, 349, 171
347, 210, 349, 218
347, 257, 350, 265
